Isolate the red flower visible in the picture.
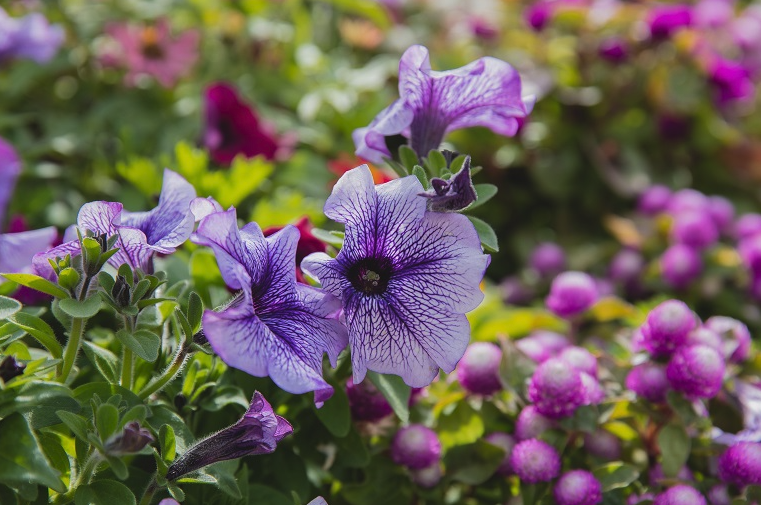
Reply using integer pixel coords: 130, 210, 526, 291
263, 217, 327, 283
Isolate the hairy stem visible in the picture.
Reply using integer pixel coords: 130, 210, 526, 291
137, 344, 189, 400
58, 317, 85, 383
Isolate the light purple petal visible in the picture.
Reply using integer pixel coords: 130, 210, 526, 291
0, 227, 57, 275
32, 239, 81, 280
77, 200, 150, 270
0, 137, 21, 228
11, 13, 64, 63
352, 100, 414, 164
190, 196, 223, 222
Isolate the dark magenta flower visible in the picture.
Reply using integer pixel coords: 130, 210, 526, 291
667, 189, 709, 215
545, 271, 599, 318
528, 357, 585, 419
515, 405, 555, 441
707, 196, 735, 231
345, 377, 392, 422
666, 344, 725, 399
599, 37, 628, 63
166, 392, 292, 480
639, 299, 696, 357
709, 58, 755, 105
554, 470, 603, 505
647, 4, 693, 39
203, 82, 283, 166
661, 244, 702, 289
192, 208, 348, 404
391, 424, 441, 469
653, 485, 706, 505
626, 362, 670, 403
670, 210, 719, 250
456, 341, 503, 396
302, 165, 490, 387
484, 432, 516, 476
735, 213, 761, 240
529, 242, 566, 278
353, 45, 534, 164
524, 1, 553, 31
0, 8, 64, 64
516, 330, 570, 363
263, 217, 328, 284
718, 442, 761, 486
509, 439, 561, 483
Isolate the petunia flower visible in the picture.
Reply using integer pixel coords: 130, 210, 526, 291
166, 391, 292, 480
202, 82, 286, 166
353, 45, 534, 164
33, 169, 195, 276
0, 8, 64, 64
191, 208, 348, 404
102, 18, 199, 88
263, 217, 327, 284
302, 165, 490, 388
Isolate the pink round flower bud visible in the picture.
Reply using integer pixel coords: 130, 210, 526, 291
391, 425, 441, 469
740, 235, 761, 275
704, 316, 751, 363
666, 344, 725, 399
558, 346, 598, 378
546, 271, 599, 318
706, 484, 730, 505
661, 244, 702, 289
670, 211, 719, 250
649, 463, 693, 484
638, 185, 672, 215
581, 372, 605, 405
346, 377, 392, 422
410, 462, 442, 488
686, 326, 723, 353
509, 439, 561, 483
528, 358, 585, 419
524, 1, 552, 31
554, 470, 603, 505
640, 299, 696, 357
584, 429, 622, 460
707, 196, 735, 231
653, 485, 706, 505
456, 342, 503, 396
530, 242, 566, 278
627, 493, 655, 505
484, 432, 516, 475
609, 249, 645, 284
516, 330, 570, 363
718, 442, 761, 486
626, 362, 670, 403
667, 189, 709, 215
515, 405, 555, 440
735, 213, 761, 240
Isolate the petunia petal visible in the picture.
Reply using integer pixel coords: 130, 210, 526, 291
352, 100, 414, 164
0, 227, 58, 275
0, 137, 21, 227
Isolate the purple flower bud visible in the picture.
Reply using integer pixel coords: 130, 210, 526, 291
638, 185, 672, 215
706, 484, 730, 505
666, 344, 725, 399
516, 330, 570, 363
409, 462, 442, 488
609, 249, 645, 285
456, 342, 503, 396
599, 37, 628, 63
105, 422, 155, 455
653, 485, 706, 505
707, 196, 735, 231
515, 405, 555, 440
546, 271, 599, 319
718, 442, 761, 486
558, 346, 598, 378
554, 470, 603, 505
584, 429, 622, 460
509, 439, 561, 483
735, 213, 761, 240
670, 211, 719, 250
420, 157, 477, 213
581, 372, 605, 405
484, 432, 516, 475
626, 362, 670, 403
391, 425, 441, 469
661, 244, 702, 289
640, 299, 696, 357
704, 316, 751, 363
346, 377, 392, 422
524, 1, 552, 31
667, 189, 709, 215
647, 4, 693, 39
530, 242, 566, 278
0, 355, 25, 383
528, 358, 585, 419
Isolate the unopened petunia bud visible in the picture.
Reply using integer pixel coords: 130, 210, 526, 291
553, 470, 603, 505
509, 439, 560, 483
111, 274, 131, 308
0, 355, 25, 383
419, 156, 477, 213
105, 422, 155, 455
390, 425, 441, 469
57, 267, 81, 291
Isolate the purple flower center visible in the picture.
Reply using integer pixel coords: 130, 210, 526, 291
348, 257, 393, 295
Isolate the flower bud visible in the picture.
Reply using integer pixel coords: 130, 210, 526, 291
484, 432, 516, 476
456, 342, 502, 396
553, 470, 603, 505
626, 362, 670, 403
57, 267, 81, 291
515, 405, 554, 441
0, 355, 25, 383
653, 485, 706, 505
391, 425, 441, 469
670, 211, 718, 250
111, 274, 131, 308
528, 358, 585, 419
530, 242, 566, 279
104, 422, 155, 455
666, 344, 725, 399
639, 299, 696, 357
509, 439, 561, 483
546, 271, 598, 319
661, 244, 702, 289
718, 442, 761, 486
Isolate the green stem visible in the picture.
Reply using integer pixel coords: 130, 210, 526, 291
121, 347, 134, 390
53, 453, 101, 504
137, 344, 189, 400
138, 476, 158, 505
58, 317, 85, 383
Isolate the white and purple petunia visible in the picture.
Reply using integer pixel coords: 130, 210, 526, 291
191, 208, 348, 405
302, 165, 490, 388
33, 169, 195, 276
353, 45, 535, 164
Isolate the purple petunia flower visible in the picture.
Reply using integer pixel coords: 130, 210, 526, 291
0, 8, 64, 64
302, 165, 490, 388
353, 45, 534, 164
391, 424, 442, 469
509, 439, 561, 483
192, 208, 348, 404
34, 169, 196, 276
554, 470, 603, 505
166, 391, 292, 480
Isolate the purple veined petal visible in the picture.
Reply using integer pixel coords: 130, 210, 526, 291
294, 283, 349, 367
352, 100, 414, 164
301, 252, 351, 297
0, 137, 21, 227
190, 196, 223, 222
77, 200, 151, 270
0, 227, 57, 275
32, 239, 81, 280
307, 498, 329, 505
120, 169, 196, 253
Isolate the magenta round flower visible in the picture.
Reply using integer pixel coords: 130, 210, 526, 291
626, 362, 670, 403
670, 211, 718, 250
558, 346, 598, 378
484, 432, 516, 476
345, 377, 392, 422
704, 316, 751, 363
667, 189, 709, 215
554, 470, 602, 505
706, 484, 730, 505
581, 372, 605, 405
686, 327, 723, 352
735, 213, 761, 240
546, 271, 599, 318
599, 37, 628, 63
509, 439, 561, 483
647, 4, 693, 39
456, 342, 503, 396
584, 429, 621, 461
707, 196, 735, 231
718, 442, 761, 486
710, 59, 755, 106
516, 330, 570, 363
661, 244, 702, 289
609, 248, 645, 285
666, 344, 725, 399
391, 425, 442, 469
640, 299, 696, 357
530, 242, 566, 278
528, 358, 585, 419
410, 462, 442, 488
524, 1, 553, 31
638, 185, 672, 215
739, 234, 761, 275
653, 485, 706, 505
515, 405, 555, 441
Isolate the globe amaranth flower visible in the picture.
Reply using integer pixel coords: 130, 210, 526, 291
608, 248, 645, 285
192, 208, 348, 404
515, 405, 555, 440
557, 346, 598, 378
647, 4, 693, 39
639, 299, 696, 357
166, 391, 292, 480
302, 165, 490, 387
528, 357, 585, 419
707, 196, 735, 231
638, 185, 672, 215
410, 462, 443, 488
509, 439, 561, 483
599, 37, 628, 64
706, 485, 731, 505
102, 18, 199, 88
263, 217, 328, 284
653, 485, 706, 505
530, 242, 566, 279
626, 362, 670, 403
0, 8, 64, 64
584, 429, 622, 461
661, 244, 702, 289
484, 432, 516, 476
718, 442, 761, 486
391, 424, 441, 469
545, 271, 599, 318
34, 169, 196, 276
669, 210, 718, 250
353, 45, 534, 164
666, 344, 725, 399
709, 58, 755, 106
345, 377, 392, 422
704, 316, 751, 363
667, 189, 709, 215
735, 213, 761, 240
554, 470, 603, 505
516, 330, 570, 363
456, 341, 503, 396
203, 82, 285, 166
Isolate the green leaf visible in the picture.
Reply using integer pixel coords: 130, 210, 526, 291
56, 411, 90, 442
0, 273, 70, 299
444, 440, 504, 485
666, 391, 698, 425
437, 401, 484, 450
314, 384, 351, 437
0, 413, 65, 492
115, 329, 160, 362
97, 272, 115, 293
335, 426, 370, 468
367, 371, 410, 423
8, 312, 62, 358
96, 403, 119, 440
120, 405, 149, 427
247, 484, 293, 505
467, 184, 498, 210
411, 165, 428, 189
310, 228, 345, 247
467, 216, 499, 252
398, 146, 419, 171
187, 292, 203, 332
424, 149, 447, 176
159, 424, 176, 463
58, 296, 102, 318
74, 479, 136, 505
593, 462, 640, 491
658, 423, 690, 478
130, 279, 151, 303
104, 455, 129, 480
384, 158, 408, 178
0, 295, 22, 319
